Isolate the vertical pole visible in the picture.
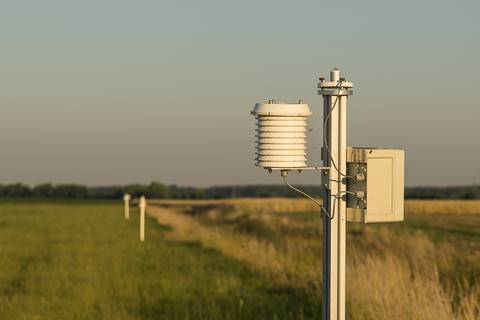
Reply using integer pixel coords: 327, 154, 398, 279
323, 69, 340, 320
338, 93, 347, 319
322, 93, 332, 319
124, 194, 130, 220
321, 69, 349, 320
139, 196, 146, 242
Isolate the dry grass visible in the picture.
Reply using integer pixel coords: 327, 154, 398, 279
348, 229, 479, 320
147, 199, 480, 319
405, 200, 480, 215
149, 198, 319, 215
148, 206, 321, 292
347, 254, 454, 320
151, 198, 480, 215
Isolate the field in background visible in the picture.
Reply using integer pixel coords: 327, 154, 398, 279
149, 199, 480, 319
0, 199, 479, 319
0, 201, 319, 320
150, 198, 480, 215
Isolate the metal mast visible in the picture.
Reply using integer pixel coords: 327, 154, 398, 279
319, 69, 353, 320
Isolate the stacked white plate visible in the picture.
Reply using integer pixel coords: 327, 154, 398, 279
251, 102, 312, 168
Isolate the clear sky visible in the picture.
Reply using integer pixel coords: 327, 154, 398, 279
1, 0, 479, 187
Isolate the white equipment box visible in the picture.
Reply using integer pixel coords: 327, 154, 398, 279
346, 148, 404, 223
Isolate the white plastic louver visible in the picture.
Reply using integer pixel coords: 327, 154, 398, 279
251, 101, 312, 169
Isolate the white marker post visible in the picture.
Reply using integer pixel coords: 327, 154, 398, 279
123, 194, 131, 219
139, 196, 146, 242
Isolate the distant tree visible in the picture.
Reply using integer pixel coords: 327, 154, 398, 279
194, 188, 205, 199
33, 183, 56, 198
168, 185, 179, 199
88, 186, 120, 199
111, 187, 125, 198
2, 183, 32, 198
55, 184, 88, 198
462, 191, 476, 199
147, 182, 169, 199
3, 181, 480, 200
124, 184, 148, 198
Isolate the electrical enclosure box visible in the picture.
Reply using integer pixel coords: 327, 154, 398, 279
346, 148, 404, 223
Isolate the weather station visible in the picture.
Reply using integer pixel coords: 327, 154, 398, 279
251, 69, 405, 320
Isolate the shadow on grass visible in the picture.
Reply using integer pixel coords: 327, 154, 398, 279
149, 236, 322, 319
134, 285, 321, 320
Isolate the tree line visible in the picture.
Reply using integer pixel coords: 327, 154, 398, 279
0, 182, 479, 200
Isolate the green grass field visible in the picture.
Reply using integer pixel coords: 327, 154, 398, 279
0, 201, 319, 320
1, 200, 479, 319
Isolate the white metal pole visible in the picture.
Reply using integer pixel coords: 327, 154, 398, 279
323, 69, 340, 320
321, 69, 351, 320
338, 92, 348, 319
139, 196, 146, 242
124, 194, 131, 220
322, 92, 332, 319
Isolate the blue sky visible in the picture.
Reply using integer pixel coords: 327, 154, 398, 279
0, 0, 479, 186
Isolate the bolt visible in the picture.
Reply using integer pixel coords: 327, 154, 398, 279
355, 173, 366, 181
298, 99, 303, 104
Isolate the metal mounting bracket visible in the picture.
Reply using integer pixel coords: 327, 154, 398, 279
265, 166, 330, 174
321, 169, 330, 190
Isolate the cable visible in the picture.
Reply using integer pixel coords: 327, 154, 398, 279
279, 80, 357, 221
281, 174, 333, 219
329, 192, 353, 221
331, 195, 337, 220
280, 173, 360, 221
322, 81, 352, 179
339, 190, 357, 197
